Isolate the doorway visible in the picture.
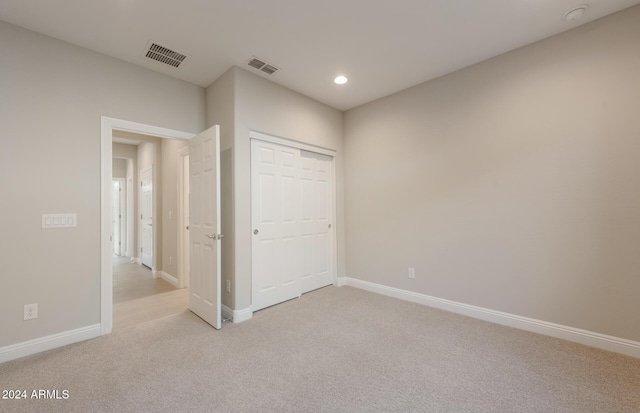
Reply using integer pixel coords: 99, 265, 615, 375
101, 117, 196, 335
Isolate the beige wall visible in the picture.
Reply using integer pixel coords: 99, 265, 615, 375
112, 158, 127, 178
206, 68, 236, 309
232, 67, 345, 311
344, 6, 640, 342
0, 21, 205, 347
205, 67, 345, 313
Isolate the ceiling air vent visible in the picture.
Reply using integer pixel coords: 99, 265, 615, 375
144, 42, 188, 68
246, 56, 280, 75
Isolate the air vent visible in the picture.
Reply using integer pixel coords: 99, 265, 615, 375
248, 58, 266, 70
246, 56, 280, 75
144, 42, 188, 68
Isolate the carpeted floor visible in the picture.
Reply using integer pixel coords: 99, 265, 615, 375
1, 286, 639, 412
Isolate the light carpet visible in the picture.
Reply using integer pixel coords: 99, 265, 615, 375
1, 286, 639, 412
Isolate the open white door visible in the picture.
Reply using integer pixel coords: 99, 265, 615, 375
189, 125, 221, 329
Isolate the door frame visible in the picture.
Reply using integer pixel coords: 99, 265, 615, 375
101, 117, 194, 335
249, 130, 339, 310
176, 146, 190, 289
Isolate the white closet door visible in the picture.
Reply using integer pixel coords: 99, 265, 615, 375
251, 138, 335, 312
251, 140, 302, 311
299, 150, 333, 293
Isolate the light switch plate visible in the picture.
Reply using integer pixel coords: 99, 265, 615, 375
42, 214, 77, 228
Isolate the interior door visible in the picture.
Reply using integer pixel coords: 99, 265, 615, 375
251, 140, 302, 312
112, 180, 121, 255
189, 125, 221, 329
140, 167, 153, 268
299, 150, 334, 293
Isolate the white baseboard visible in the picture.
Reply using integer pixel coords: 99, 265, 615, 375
0, 324, 101, 363
233, 306, 253, 323
159, 271, 179, 288
346, 277, 640, 359
335, 277, 347, 287
221, 304, 253, 324
221, 304, 233, 321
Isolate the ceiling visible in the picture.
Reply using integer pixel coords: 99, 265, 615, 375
1, 0, 639, 111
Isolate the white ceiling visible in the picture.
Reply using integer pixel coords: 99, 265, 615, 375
1, 0, 639, 111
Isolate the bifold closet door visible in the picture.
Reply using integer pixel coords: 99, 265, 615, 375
251, 139, 334, 312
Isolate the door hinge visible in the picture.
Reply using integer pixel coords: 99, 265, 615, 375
141, 214, 143, 220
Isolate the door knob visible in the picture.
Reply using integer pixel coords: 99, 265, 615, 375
328, 224, 332, 229
254, 229, 259, 235
206, 234, 216, 239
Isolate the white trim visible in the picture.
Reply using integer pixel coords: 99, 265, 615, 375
221, 304, 252, 323
346, 277, 640, 359
335, 277, 347, 287
101, 116, 195, 336
176, 146, 190, 289
0, 324, 101, 363
221, 304, 234, 321
330, 148, 338, 287
159, 271, 179, 288
235, 306, 254, 323
249, 130, 336, 157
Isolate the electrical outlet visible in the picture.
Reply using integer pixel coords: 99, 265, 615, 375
226, 280, 231, 293
408, 268, 415, 279
24, 303, 38, 320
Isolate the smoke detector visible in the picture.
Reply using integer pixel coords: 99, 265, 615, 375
564, 5, 588, 21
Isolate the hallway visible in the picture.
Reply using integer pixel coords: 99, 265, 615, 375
113, 255, 188, 330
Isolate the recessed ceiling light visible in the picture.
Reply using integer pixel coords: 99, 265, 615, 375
334, 75, 348, 85
564, 5, 588, 21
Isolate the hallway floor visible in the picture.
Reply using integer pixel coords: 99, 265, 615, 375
113, 255, 188, 330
